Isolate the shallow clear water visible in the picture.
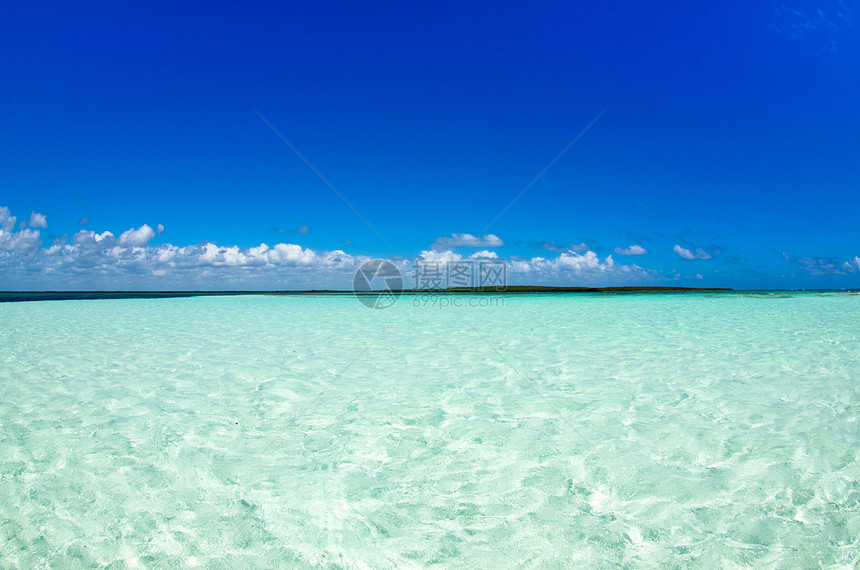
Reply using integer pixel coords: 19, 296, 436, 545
1, 293, 859, 567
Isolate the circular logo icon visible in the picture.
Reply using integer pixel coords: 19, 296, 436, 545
353, 259, 403, 309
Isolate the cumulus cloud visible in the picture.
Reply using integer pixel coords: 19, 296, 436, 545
469, 250, 498, 259
1, 206, 17, 232
843, 257, 860, 273
28, 212, 48, 229
504, 249, 654, 285
71, 229, 114, 246
418, 249, 463, 262
24, 237, 362, 286
431, 233, 503, 250
156, 223, 165, 236
119, 224, 156, 247
0, 227, 42, 255
0, 207, 43, 255
613, 244, 647, 256
673, 245, 712, 260
556, 250, 613, 271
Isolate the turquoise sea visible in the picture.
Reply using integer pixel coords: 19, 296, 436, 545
1, 292, 859, 567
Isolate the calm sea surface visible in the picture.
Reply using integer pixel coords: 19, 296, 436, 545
1, 292, 858, 567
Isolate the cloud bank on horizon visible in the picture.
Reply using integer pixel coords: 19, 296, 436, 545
0, 205, 652, 289
2, 205, 859, 290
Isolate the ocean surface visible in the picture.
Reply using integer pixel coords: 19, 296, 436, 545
1, 292, 859, 567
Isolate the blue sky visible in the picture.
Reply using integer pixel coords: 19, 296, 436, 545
2, 1, 859, 290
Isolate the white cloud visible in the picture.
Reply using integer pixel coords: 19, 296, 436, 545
784, 251, 860, 275
0, 227, 42, 255
613, 244, 647, 256
0, 207, 17, 232
843, 257, 860, 273
505, 249, 654, 285
431, 233, 503, 249
796, 256, 840, 275
266, 243, 319, 265
469, 250, 498, 259
28, 212, 48, 229
509, 258, 532, 273
71, 229, 115, 246
119, 224, 156, 247
673, 245, 712, 260
556, 250, 612, 271
0, 207, 43, 254
418, 249, 463, 262
156, 223, 165, 236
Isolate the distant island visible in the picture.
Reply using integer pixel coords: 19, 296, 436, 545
413, 285, 736, 293
1, 286, 737, 303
